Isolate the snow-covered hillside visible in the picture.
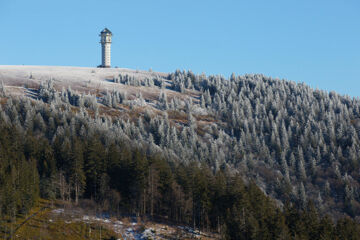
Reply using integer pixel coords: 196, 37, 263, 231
0, 65, 181, 100
0, 65, 167, 85
2, 65, 360, 220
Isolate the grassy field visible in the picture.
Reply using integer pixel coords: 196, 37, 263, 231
1, 199, 220, 239
0, 199, 118, 240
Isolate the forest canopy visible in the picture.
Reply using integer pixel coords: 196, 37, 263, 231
1, 69, 360, 239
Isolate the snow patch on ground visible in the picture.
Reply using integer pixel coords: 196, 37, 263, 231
52, 208, 64, 214
50, 207, 218, 239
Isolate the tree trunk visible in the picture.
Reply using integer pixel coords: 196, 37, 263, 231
143, 188, 146, 215
150, 168, 154, 217
59, 172, 65, 201
75, 182, 79, 205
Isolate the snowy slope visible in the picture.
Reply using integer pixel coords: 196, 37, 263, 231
0, 65, 180, 100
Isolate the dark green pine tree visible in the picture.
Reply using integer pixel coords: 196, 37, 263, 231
132, 149, 148, 214
69, 138, 86, 204
84, 136, 105, 201
335, 217, 360, 240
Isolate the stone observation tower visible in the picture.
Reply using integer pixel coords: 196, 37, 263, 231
99, 28, 112, 68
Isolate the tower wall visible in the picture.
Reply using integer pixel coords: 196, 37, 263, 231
102, 43, 111, 68
100, 29, 112, 68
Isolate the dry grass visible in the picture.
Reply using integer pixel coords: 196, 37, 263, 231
195, 114, 217, 123
167, 110, 188, 123
0, 199, 118, 240
0, 198, 220, 240
0, 97, 8, 105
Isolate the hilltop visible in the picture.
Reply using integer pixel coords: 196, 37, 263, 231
1, 65, 360, 239
0, 65, 169, 97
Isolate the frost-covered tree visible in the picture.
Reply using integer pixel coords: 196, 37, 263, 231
1, 68, 360, 219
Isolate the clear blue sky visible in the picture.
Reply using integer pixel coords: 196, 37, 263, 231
1, 0, 359, 97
